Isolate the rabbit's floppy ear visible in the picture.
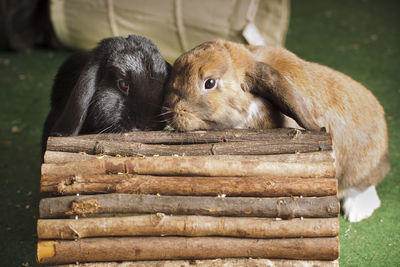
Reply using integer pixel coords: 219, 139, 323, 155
245, 61, 320, 131
50, 60, 99, 136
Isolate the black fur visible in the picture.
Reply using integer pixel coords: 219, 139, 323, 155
42, 35, 171, 155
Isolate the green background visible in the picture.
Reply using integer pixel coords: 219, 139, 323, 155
0, 0, 399, 266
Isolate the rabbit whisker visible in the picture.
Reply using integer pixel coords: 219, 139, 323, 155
159, 110, 173, 117
157, 118, 170, 123
97, 124, 116, 135
160, 106, 173, 116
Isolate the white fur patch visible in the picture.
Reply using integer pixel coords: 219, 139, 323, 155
342, 185, 381, 222
248, 100, 262, 119
235, 98, 264, 129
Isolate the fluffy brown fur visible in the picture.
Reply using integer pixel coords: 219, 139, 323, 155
163, 39, 390, 221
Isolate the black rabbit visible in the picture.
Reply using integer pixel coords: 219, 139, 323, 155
41, 35, 171, 155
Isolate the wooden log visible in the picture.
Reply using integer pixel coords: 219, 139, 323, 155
39, 194, 339, 219
44, 150, 334, 164
53, 259, 339, 267
40, 173, 337, 197
37, 214, 339, 239
41, 156, 336, 178
44, 151, 105, 163
37, 236, 339, 264
45, 137, 331, 157
48, 128, 331, 145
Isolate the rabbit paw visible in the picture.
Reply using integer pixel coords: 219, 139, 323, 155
342, 185, 381, 222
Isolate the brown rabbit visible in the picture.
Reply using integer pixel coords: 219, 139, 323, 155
163, 39, 390, 222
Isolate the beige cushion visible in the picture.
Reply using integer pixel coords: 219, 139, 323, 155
50, 0, 290, 62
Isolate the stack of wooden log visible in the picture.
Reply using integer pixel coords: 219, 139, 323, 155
37, 128, 339, 267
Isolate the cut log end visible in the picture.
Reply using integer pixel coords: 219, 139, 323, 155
37, 241, 56, 262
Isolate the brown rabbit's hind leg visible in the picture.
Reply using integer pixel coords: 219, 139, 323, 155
341, 185, 381, 222
341, 151, 390, 222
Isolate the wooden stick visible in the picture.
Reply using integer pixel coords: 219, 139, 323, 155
41, 156, 336, 178
44, 150, 334, 164
53, 259, 339, 267
44, 151, 104, 163
48, 128, 331, 145
40, 173, 337, 197
45, 137, 331, 157
37, 236, 339, 264
39, 194, 339, 219
37, 214, 339, 239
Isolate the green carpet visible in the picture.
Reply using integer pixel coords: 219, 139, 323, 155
0, 0, 399, 266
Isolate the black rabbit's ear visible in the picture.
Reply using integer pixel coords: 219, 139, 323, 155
166, 61, 172, 73
245, 61, 320, 131
50, 61, 99, 136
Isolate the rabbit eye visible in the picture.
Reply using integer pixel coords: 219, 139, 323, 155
203, 78, 218, 90
117, 79, 130, 95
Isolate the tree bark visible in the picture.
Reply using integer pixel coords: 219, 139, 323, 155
37, 214, 339, 239
41, 156, 336, 178
44, 151, 107, 163
44, 150, 334, 164
37, 236, 339, 264
47, 128, 331, 145
40, 173, 337, 197
39, 194, 339, 219
52, 259, 339, 267
45, 137, 331, 157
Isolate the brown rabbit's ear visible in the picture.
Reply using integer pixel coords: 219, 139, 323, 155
245, 61, 320, 131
